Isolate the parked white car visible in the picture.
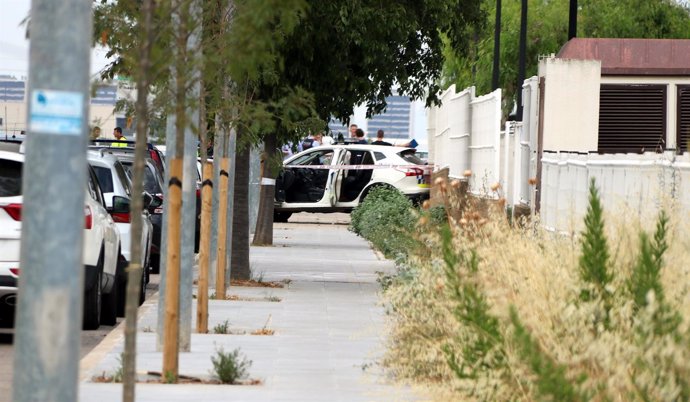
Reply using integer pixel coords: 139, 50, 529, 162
0, 150, 121, 330
274, 145, 430, 221
87, 150, 153, 311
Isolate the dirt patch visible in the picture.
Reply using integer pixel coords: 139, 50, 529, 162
250, 328, 275, 336
224, 294, 281, 302
230, 279, 285, 288
92, 372, 262, 385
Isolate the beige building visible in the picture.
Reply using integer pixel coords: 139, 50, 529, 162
0, 75, 120, 139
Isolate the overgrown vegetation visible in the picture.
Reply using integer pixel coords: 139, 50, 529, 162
356, 176, 690, 401
210, 347, 252, 384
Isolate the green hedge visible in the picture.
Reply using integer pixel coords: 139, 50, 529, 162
350, 186, 417, 259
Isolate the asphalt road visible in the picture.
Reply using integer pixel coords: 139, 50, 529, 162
0, 275, 159, 402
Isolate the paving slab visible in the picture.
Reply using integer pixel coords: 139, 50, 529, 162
78, 214, 422, 401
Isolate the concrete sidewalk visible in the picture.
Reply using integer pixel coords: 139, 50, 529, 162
79, 214, 421, 401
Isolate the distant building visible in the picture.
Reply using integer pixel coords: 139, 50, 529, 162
0, 75, 119, 138
328, 91, 427, 147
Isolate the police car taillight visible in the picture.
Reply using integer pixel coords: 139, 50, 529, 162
395, 167, 424, 177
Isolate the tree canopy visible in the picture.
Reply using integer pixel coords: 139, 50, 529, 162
443, 0, 690, 111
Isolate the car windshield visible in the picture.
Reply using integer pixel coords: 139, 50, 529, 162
289, 149, 334, 166
398, 149, 425, 165
0, 158, 22, 196
92, 166, 114, 193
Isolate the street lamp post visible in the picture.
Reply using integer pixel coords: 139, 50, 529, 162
491, 0, 501, 91
569, 0, 578, 40
516, 0, 528, 121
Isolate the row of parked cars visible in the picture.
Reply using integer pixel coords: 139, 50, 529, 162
0, 139, 171, 330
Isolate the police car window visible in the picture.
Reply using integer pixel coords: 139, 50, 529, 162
92, 166, 114, 193
0, 159, 23, 196
374, 152, 387, 161
398, 149, 425, 165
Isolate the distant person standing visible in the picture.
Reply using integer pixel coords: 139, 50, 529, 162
90, 126, 102, 141
354, 128, 368, 144
321, 132, 334, 145
371, 129, 392, 146
300, 133, 321, 151
111, 127, 127, 147
349, 124, 358, 138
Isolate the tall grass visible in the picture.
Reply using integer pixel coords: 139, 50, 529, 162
370, 178, 690, 401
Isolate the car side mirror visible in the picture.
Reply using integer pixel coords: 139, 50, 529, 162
111, 195, 130, 214
143, 192, 153, 208
149, 194, 163, 209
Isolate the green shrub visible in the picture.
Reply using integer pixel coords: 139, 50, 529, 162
350, 186, 417, 258
578, 179, 613, 303
213, 320, 231, 334
210, 347, 252, 384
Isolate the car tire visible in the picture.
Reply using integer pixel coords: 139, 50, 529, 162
273, 211, 292, 223
116, 256, 127, 317
100, 273, 119, 326
149, 254, 160, 274
139, 269, 146, 306
83, 264, 102, 331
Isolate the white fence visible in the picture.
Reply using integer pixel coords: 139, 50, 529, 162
540, 151, 690, 232
429, 77, 690, 230
428, 82, 539, 204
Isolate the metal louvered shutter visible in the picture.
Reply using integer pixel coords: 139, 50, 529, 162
598, 84, 666, 154
677, 86, 690, 154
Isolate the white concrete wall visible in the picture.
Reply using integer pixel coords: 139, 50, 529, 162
513, 77, 540, 208
540, 151, 690, 232
469, 89, 502, 196
539, 57, 601, 153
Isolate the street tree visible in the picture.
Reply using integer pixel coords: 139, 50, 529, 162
249, 0, 486, 249
443, 0, 690, 114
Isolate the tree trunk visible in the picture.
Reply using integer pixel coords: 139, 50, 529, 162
123, 0, 154, 399
230, 132, 250, 280
252, 133, 278, 246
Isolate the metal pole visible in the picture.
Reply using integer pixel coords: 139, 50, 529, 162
156, 115, 175, 352
224, 128, 236, 285
248, 144, 262, 234
179, 0, 202, 351
123, 0, 154, 399
209, 132, 221, 286
516, 0, 528, 121
162, 0, 190, 380
215, 130, 229, 300
568, 0, 578, 40
179, 98, 196, 353
13, 1, 91, 402
491, 0, 502, 91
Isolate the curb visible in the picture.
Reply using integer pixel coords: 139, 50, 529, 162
79, 293, 158, 381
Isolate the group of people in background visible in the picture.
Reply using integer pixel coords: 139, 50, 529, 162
281, 123, 412, 159
89, 126, 128, 148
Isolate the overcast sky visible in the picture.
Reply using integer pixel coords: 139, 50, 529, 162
0, 0, 109, 79
3, 0, 689, 79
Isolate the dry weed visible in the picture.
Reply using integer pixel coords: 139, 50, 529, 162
382, 177, 690, 401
